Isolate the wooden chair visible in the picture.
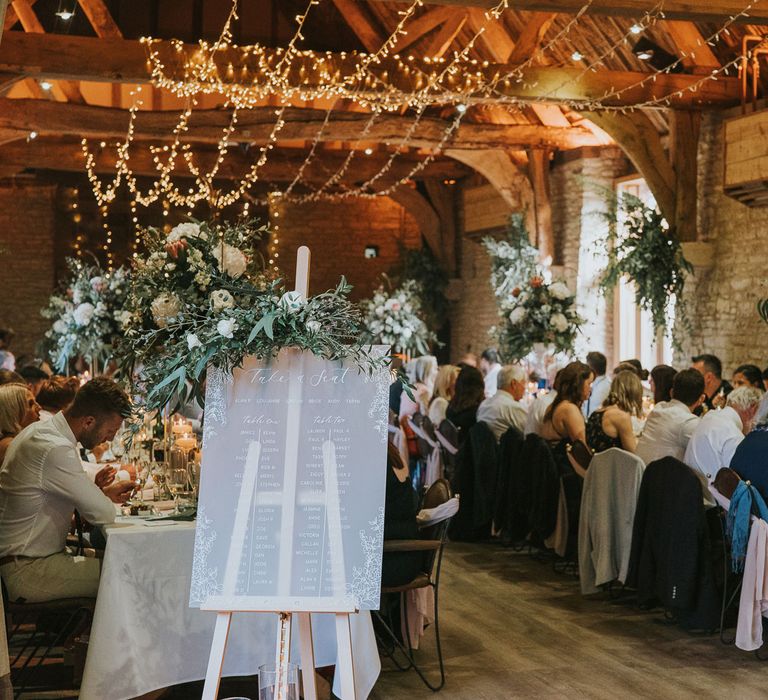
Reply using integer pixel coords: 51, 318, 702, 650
374, 478, 454, 691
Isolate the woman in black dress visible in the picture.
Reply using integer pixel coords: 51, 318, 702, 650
445, 365, 485, 444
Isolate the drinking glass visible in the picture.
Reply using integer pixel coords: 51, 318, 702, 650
258, 663, 299, 700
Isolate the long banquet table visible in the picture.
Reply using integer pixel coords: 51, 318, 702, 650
79, 520, 380, 699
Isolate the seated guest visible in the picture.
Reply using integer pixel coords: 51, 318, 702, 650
650, 364, 677, 404
479, 348, 502, 398
586, 370, 643, 454
0, 328, 15, 371
477, 364, 527, 441
399, 355, 437, 421
0, 369, 23, 387
381, 443, 421, 587
729, 393, 768, 499
428, 364, 459, 427
539, 361, 594, 445
685, 386, 762, 484
621, 359, 649, 381
388, 355, 405, 417
0, 377, 135, 603
763, 366, 768, 393
524, 369, 561, 436
446, 365, 485, 444
636, 369, 704, 465
583, 351, 610, 418
36, 376, 79, 420
0, 384, 40, 464
691, 353, 732, 414
731, 364, 764, 391
18, 365, 49, 397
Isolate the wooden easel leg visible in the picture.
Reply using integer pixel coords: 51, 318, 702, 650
202, 612, 232, 700
297, 613, 318, 700
335, 613, 356, 700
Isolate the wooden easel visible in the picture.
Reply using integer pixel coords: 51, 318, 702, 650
200, 246, 359, 700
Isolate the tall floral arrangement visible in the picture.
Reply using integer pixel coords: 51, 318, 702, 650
42, 258, 130, 373
495, 275, 583, 361
361, 279, 437, 355
120, 219, 388, 414
482, 213, 540, 303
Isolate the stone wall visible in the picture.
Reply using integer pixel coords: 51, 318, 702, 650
675, 111, 768, 375
269, 196, 421, 300
0, 182, 57, 358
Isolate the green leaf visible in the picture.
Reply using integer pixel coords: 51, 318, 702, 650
247, 313, 275, 343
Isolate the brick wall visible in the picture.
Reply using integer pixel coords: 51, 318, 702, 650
674, 111, 768, 375
269, 196, 421, 300
0, 182, 57, 359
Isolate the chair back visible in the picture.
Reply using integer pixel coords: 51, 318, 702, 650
419, 478, 453, 578
410, 413, 437, 461
437, 419, 460, 478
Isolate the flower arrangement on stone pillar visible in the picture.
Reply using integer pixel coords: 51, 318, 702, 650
41, 258, 130, 373
361, 278, 438, 355
119, 219, 388, 415
499, 276, 584, 361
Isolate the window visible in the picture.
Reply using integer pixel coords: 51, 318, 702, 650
613, 177, 674, 369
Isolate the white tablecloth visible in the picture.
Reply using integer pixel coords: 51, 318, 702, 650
80, 521, 380, 699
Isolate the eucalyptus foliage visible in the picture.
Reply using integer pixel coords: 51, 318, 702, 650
598, 192, 692, 334
391, 244, 448, 331
119, 220, 389, 417
482, 213, 540, 303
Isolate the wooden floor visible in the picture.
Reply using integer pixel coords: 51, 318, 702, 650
370, 542, 768, 700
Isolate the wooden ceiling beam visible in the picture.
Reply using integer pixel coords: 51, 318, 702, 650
0, 136, 471, 182
424, 10, 467, 57
507, 12, 556, 65
0, 32, 739, 108
664, 21, 720, 74
0, 98, 606, 150
390, 6, 457, 54
330, 0, 386, 53
466, 7, 515, 62
1, 0, 14, 34
77, 0, 122, 39
365, 0, 768, 24
10, 0, 84, 103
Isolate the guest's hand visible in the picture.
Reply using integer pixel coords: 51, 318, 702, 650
95, 465, 116, 489
102, 480, 135, 504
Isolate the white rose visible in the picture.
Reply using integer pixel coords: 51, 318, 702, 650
72, 289, 83, 305
187, 333, 203, 350
509, 307, 527, 325
216, 318, 237, 339
150, 293, 182, 329
73, 302, 95, 327
167, 222, 204, 243
385, 298, 402, 313
551, 313, 569, 333
279, 291, 305, 314
401, 327, 413, 340
52, 319, 68, 335
210, 289, 235, 312
212, 243, 247, 278
306, 320, 321, 334
549, 282, 572, 300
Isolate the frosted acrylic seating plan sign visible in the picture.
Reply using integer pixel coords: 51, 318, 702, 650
191, 347, 390, 611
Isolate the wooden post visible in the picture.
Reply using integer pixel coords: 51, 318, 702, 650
527, 148, 555, 264
670, 110, 701, 242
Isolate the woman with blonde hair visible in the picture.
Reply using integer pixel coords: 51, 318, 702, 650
428, 364, 459, 426
398, 355, 438, 420
0, 383, 40, 464
586, 370, 643, 454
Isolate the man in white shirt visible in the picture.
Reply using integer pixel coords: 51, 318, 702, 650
636, 369, 705, 466
583, 351, 611, 418
477, 364, 528, 441
0, 377, 134, 603
479, 348, 502, 398
684, 386, 762, 484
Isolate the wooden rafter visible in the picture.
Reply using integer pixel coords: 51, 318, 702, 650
0, 136, 471, 182
527, 148, 555, 263
0, 33, 739, 108
506, 12, 556, 65
10, 0, 85, 103
77, 0, 122, 39
366, 0, 768, 24
0, 0, 11, 35
330, 0, 386, 52
389, 185, 444, 263
0, 98, 606, 150
390, 6, 457, 54
424, 10, 467, 57
664, 21, 720, 75
466, 7, 515, 63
